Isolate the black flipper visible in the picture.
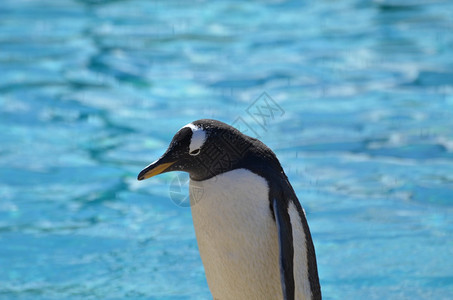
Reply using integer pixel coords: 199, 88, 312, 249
272, 197, 295, 300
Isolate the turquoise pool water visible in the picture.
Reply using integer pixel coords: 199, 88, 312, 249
1, 0, 453, 299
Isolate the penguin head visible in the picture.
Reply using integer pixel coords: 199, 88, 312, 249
137, 119, 254, 181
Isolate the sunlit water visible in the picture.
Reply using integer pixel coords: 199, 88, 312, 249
1, 0, 453, 299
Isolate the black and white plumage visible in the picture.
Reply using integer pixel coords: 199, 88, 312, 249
138, 119, 321, 300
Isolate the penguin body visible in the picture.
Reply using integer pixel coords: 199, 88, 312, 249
138, 119, 321, 300
191, 168, 282, 299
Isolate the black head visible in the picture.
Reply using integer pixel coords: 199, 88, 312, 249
137, 119, 273, 181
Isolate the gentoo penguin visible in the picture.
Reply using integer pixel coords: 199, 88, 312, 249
138, 119, 321, 300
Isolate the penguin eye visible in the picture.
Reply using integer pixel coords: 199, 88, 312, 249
189, 148, 201, 156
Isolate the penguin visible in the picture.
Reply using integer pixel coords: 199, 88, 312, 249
138, 119, 321, 300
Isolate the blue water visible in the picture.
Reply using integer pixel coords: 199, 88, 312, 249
1, 0, 453, 299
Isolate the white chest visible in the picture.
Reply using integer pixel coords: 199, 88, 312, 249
190, 169, 282, 300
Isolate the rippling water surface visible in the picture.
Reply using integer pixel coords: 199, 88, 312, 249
1, 0, 453, 299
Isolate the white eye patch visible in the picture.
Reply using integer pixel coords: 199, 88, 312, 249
183, 123, 206, 155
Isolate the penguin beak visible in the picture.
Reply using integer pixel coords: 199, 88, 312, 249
137, 159, 176, 181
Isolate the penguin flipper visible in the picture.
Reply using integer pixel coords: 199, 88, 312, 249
272, 198, 295, 300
